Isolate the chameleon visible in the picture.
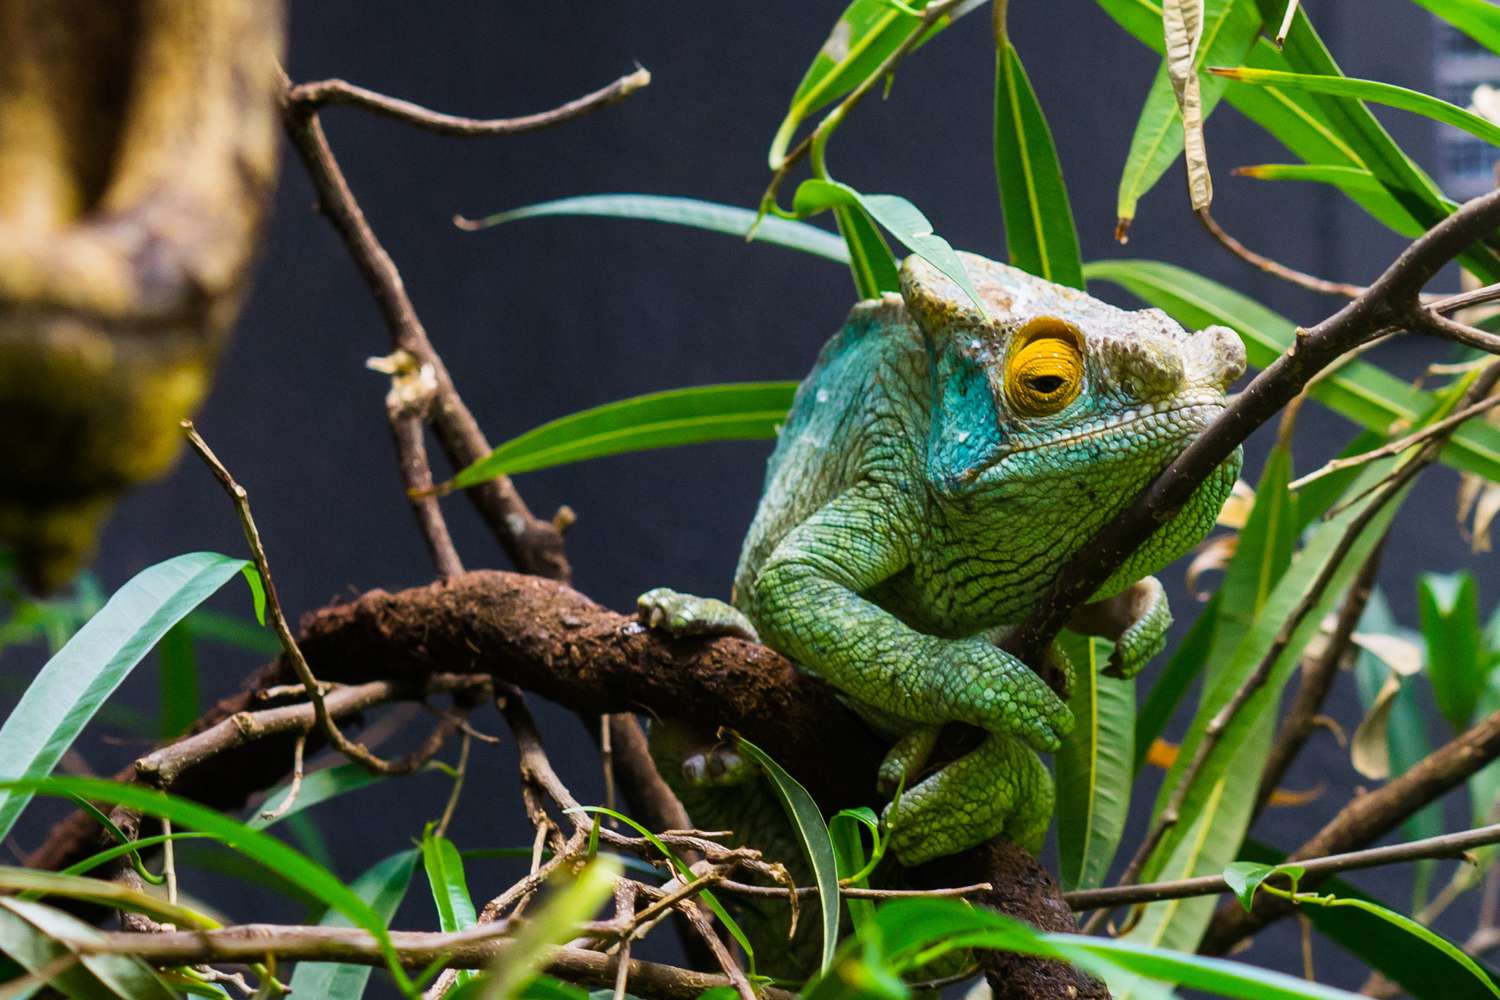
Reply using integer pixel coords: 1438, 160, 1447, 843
640, 250, 1245, 867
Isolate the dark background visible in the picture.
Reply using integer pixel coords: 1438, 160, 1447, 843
3, 1, 1493, 994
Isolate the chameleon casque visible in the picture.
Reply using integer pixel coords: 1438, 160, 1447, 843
640, 250, 1246, 869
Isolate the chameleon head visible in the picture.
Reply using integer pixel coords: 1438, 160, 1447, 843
901, 252, 1245, 515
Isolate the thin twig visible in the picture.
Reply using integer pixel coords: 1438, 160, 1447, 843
1275, 0, 1301, 46
1064, 821, 1500, 911
1413, 306, 1500, 354
162, 818, 178, 908
679, 901, 755, 1000
713, 879, 994, 900
287, 68, 650, 137
183, 422, 427, 776
1430, 281, 1500, 315
258, 733, 307, 823
1198, 209, 1364, 298
433, 730, 471, 839
1290, 390, 1500, 490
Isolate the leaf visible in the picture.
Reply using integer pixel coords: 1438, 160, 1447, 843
156, 622, 198, 740
735, 735, 840, 974
1165, 0, 1212, 212
446, 383, 796, 491
1116, 0, 1261, 234
1055, 633, 1134, 892
248, 762, 417, 830
0, 898, 176, 1000
1135, 592, 1219, 774
1213, 66, 1500, 148
832, 201, 901, 299
0, 867, 213, 929
871, 897, 1370, 998
1233, 163, 1460, 213
181, 609, 283, 656
0, 552, 252, 843
1240, 837, 1500, 1000
1144, 458, 1409, 894
455, 195, 851, 264
793, 179, 983, 310
992, 15, 1084, 287
421, 828, 478, 987
1350, 671, 1402, 780
1222, 861, 1278, 911
768, 0, 984, 166
287, 849, 419, 1000
480, 856, 621, 1000
1410, 0, 1500, 55
1418, 572, 1485, 731
0, 776, 414, 993
53, 831, 216, 882
1083, 259, 1500, 483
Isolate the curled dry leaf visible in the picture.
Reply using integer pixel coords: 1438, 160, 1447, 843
1348, 632, 1424, 780
1351, 632, 1425, 677
1164, 0, 1212, 212
1216, 478, 1256, 529
1186, 533, 1237, 600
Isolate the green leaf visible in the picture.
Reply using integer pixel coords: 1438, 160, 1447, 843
248, 763, 416, 831
793, 179, 983, 310
480, 856, 620, 1000
735, 735, 840, 973
0, 776, 415, 994
871, 897, 1368, 998
832, 201, 901, 299
993, 33, 1084, 287
1411, 0, 1500, 55
421, 828, 478, 987
456, 195, 851, 264
241, 567, 267, 627
1213, 66, 1500, 147
1145, 457, 1410, 894
768, 0, 983, 166
0, 552, 251, 843
1418, 572, 1485, 731
181, 609, 282, 656
1135, 593, 1219, 774
1055, 632, 1134, 892
1083, 259, 1500, 483
156, 622, 198, 740
447, 383, 796, 490
0, 898, 176, 1000
829, 807, 881, 935
1115, 0, 1262, 233
287, 849, 419, 1000
1222, 861, 1276, 911
1233, 163, 1459, 213
0, 867, 214, 930
54, 831, 215, 882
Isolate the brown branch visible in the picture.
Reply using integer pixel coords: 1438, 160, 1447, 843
1065, 821, 1500, 912
286, 69, 650, 136
1251, 539, 1384, 820
278, 71, 571, 581
1412, 306, 1500, 355
1198, 209, 1365, 298
67, 925, 792, 1000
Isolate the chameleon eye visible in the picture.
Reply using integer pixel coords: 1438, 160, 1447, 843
1005, 317, 1085, 416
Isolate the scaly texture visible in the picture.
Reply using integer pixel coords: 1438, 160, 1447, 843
644, 251, 1245, 866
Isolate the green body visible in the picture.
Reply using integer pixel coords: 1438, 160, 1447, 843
643, 251, 1245, 865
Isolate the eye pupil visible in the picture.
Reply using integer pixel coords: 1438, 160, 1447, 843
1027, 374, 1065, 394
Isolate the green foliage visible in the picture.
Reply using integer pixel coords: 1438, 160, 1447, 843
287, 850, 419, 1000
1054, 633, 1133, 892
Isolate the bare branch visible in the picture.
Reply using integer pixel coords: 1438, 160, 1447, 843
1198, 209, 1364, 298
287, 68, 650, 136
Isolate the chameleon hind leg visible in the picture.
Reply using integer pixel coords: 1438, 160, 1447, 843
636, 587, 760, 642
883, 732, 1053, 865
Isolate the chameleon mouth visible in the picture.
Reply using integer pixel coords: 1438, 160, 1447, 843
999, 397, 1228, 459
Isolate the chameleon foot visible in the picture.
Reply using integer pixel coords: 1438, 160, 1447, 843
883, 733, 1053, 865
637, 587, 760, 642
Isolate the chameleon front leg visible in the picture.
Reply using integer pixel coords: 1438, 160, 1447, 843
1067, 576, 1171, 679
750, 483, 1074, 753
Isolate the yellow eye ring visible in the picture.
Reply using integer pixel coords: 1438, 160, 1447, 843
1005, 317, 1085, 416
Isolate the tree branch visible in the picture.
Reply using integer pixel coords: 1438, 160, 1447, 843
286, 69, 650, 136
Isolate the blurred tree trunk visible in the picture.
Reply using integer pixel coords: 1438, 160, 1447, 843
0, 0, 285, 589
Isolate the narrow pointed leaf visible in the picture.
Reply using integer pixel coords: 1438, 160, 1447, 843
156, 623, 198, 740
1410, 0, 1500, 55
457, 195, 850, 264
0, 552, 251, 842
288, 849, 419, 1000
422, 830, 477, 986
1213, 66, 1500, 147
993, 27, 1084, 287
833, 202, 901, 298
736, 735, 840, 974
1165, 0, 1213, 212
1055, 633, 1134, 891
481, 857, 621, 1000
1135, 593, 1219, 774
0, 898, 176, 1000
447, 383, 796, 490
1417, 572, 1485, 731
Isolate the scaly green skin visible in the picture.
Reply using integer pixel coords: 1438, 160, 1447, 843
642, 252, 1245, 866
